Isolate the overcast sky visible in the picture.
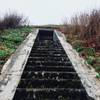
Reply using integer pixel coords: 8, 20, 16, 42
0, 0, 100, 25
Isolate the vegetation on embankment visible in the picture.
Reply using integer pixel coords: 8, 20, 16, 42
0, 12, 33, 72
0, 27, 33, 71
60, 9, 100, 78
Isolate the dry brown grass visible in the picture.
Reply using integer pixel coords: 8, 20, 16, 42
61, 9, 100, 52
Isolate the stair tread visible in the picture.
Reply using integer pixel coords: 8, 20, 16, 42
13, 31, 93, 100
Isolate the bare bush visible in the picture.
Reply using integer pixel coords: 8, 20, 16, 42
79, 13, 89, 38
88, 10, 100, 36
62, 19, 70, 34
0, 12, 28, 30
0, 20, 5, 31
62, 9, 100, 51
71, 15, 80, 35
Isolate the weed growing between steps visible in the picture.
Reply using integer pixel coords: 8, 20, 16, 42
0, 27, 33, 72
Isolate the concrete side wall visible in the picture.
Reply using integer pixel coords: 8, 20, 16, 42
55, 30, 100, 100
0, 29, 38, 100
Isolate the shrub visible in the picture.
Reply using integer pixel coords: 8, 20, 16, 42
62, 9, 100, 51
0, 20, 5, 31
3, 12, 28, 29
0, 12, 28, 30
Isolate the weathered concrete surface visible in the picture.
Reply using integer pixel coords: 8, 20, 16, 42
0, 29, 38, 100
0, 29, 100, 100
55, 30, 100, 100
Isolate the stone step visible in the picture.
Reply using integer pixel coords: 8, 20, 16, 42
28, 57, 69, 62
18, 79, 83, 89
24, 66, 75, 72
13, 88, 88, 100
26, 60, 72, 66
21, 71, 79, 80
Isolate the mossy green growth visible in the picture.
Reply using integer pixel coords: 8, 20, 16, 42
86, 56, 95, 65
76, 46, 84, 52
96, 73, 100, 78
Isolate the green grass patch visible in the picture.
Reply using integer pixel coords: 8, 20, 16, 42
86, 56, 95, 65
84, 48, 95, 56
0, 27, 32, 66
72, 40, 85, 53
0, 50, 9, 58
76, 46, 84, 52
96, 73, 100, 78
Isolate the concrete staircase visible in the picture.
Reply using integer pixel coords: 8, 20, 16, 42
13, 30, 94, 100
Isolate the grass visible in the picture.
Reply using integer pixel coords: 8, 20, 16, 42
65, 34, 100, 78
0, 27, 32, 71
